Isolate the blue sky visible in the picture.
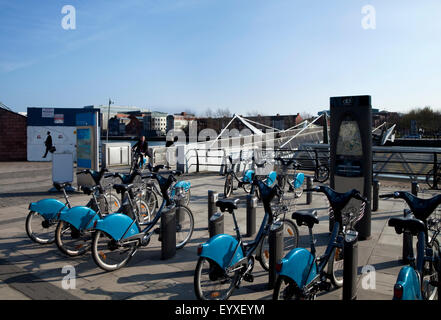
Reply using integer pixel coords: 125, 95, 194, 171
1, 0, 441, 116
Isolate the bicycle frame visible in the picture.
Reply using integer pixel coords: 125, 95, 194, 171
93, 173, 177, 244
394, 231, 426, 300
58, 189, 104, 231
197, 189, 274, 273
277, 220, 343, 290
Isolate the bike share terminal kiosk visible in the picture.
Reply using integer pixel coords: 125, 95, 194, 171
330, 96, 372, 240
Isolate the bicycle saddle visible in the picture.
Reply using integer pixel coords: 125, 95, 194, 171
216, 199, 239, 213
292, 210, 319, 228
113, 184, 134, 194
397, 192, 441, 221
388, 216, 426, 236
53, 182, 71, 191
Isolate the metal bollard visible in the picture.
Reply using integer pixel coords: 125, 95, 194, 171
372, 179, 380, 212
402, 209, 414, 264
268, 221, 284, 289
411, 181, 419, 197
161, 206, 176, 260
208, 190, 218, 229
306, 176, 313, 205
209, 212, 224, 238
343, 230, 358, 300
246, 195, 257, 237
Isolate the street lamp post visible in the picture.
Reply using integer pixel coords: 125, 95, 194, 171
106, 98, 114, 143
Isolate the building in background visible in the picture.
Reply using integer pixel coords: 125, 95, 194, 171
0, 104, 27, 161
86, 105, 150, 134
144, 111, 168, 136
167, 112, 197, 132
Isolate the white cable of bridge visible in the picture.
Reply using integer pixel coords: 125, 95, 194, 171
280, 114, 324, 148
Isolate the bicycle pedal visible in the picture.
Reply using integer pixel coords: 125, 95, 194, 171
153, 227, 160, 235
243, 273, 254, 283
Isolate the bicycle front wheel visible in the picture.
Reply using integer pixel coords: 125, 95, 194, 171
422, 239, 439, 300
315, 165, 329, 183
259, 219, 299, 271
91, 230, 137, 271
426, 169, 441, 190
327, 246, 344, 287
194, 257, 239, 300
175, 205, 194, 249
103, 193, 120, 214
224, 173, 234, 198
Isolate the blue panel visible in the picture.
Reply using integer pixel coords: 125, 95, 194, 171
29, 198, 68, 220
27, 107, 99, 127
94, 214, 140, 240
199, 234, 244, 269
278, 248, 318, 288
76, 112, 96, 126
59, 206, 100, 230
77, 158, 91, 168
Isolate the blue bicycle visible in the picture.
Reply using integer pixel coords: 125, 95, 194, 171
194, 179, 299, 300
273, 186, 367, 300
380, 191, 441, 300
91, 170, 194, 271
25, 167, 116, 245
224, 156, 277, 200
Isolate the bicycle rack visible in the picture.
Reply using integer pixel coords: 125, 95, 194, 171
161, 206, 176, 260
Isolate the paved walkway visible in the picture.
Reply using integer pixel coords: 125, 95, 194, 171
0, 161, 439, 300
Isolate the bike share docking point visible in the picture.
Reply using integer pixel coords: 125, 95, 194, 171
402, 209, 414, 264
246, 195, 257, 237
209, 212, 224, 238
268, 221, 284, 289
330, 95, 372, 240
343, 229, 358, 300
372, 179, 380, 212
161, 206, 176, 260
402, 182, 419, 264
306, 176, 313, 205
208, 190, 218, 228
411, 181, 419, 197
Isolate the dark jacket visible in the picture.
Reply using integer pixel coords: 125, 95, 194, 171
45, 135, 52, 147
133, 140, 152, 157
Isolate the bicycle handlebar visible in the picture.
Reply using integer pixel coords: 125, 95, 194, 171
379, 193, 396, 199
303, 186, 368, 203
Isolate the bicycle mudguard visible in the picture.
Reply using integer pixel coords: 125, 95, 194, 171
294, 172, 305, 189
58, 206, 100, 231
174, 180, 191, 192
28, 199, 67, 220
266, 171, 277, 187
243, 170, 254, 183
199, 234, 245, 270
94, 213, 140, 241
278, 248, 318, 288
393, 266, 422, 300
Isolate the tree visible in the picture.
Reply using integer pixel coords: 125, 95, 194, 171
213, 107, 232, 118
397, 106, 441, 136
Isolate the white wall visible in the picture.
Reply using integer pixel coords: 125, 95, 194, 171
27, 126, 77, 161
